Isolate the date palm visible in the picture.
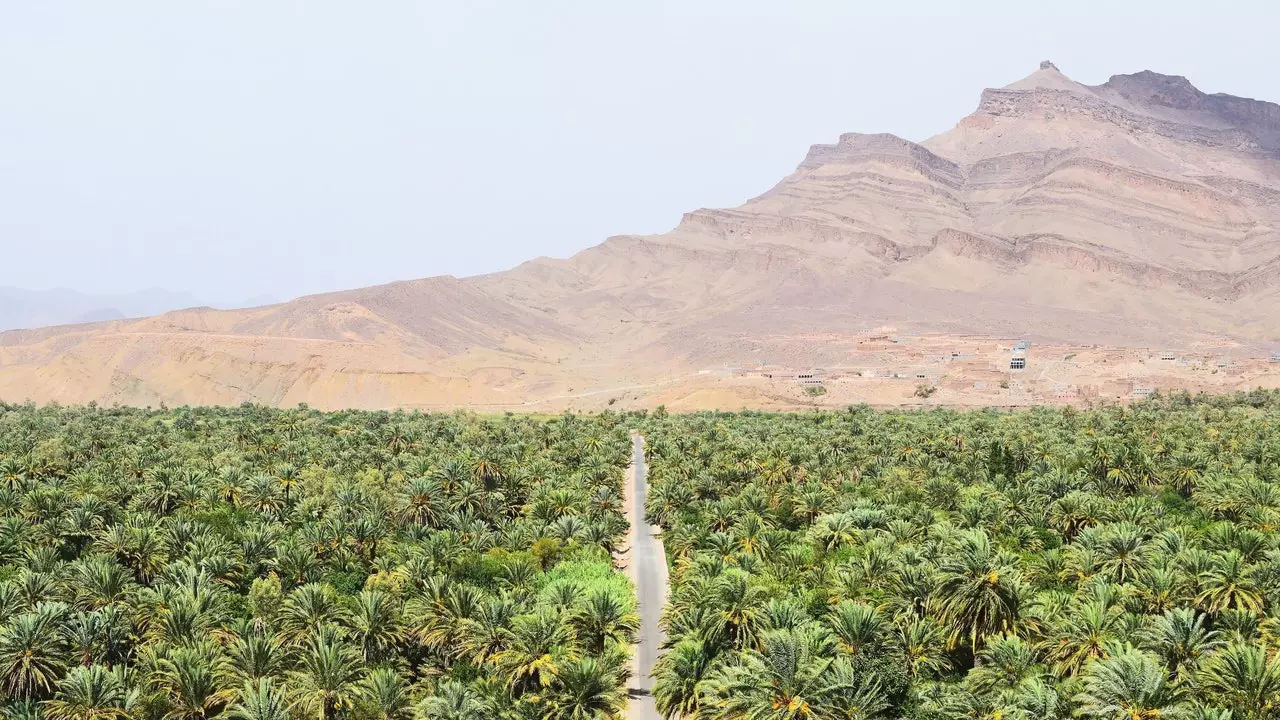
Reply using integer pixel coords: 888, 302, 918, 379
277, 584, 348, 646
357, 667, 412, 720
398, 477, 444, 528
1040, 600, 1123, 677
1095, 523, 1150, 583
823, 601, 883, 657
712, 571, 769, 651
967, 635, 1042, 696
43, 665, 129, 720
931, 530, 1024, 653
570, 589, 639, 657
287, 625, 365, 720
151, 643, 235, 720
72, 556, 134, 610
226, 679, 292, 720
892, 617, 952, 680
415, 681, 487, 720
227, 634, 282, 683
1196, 552, 1264, 613
1005, 677, 1060, 720
542, 656, 626, 720
492, 608, 577, 696
698, 629, 865, 720
457, 595, 518, 666
1196, 642, 1280, 720
1073, 648, 1189, 720
349, 590, 400, 664
1142, 608, 1221, 679
651, 637, 717, 720
64, 611, 106, 668
0, 602, 69, 698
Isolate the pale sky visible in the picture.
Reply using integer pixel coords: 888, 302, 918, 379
2, 1, 1277, 303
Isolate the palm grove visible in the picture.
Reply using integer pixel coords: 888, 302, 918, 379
642, 394, 1280, 719
0, 404, 639, 720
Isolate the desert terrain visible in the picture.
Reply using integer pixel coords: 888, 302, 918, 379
3, 62, 1280, 411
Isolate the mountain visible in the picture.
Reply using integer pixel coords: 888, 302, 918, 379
0, 287, 203, 332
4, 63, 1280, 410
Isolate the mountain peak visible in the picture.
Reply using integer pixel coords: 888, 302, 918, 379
1102, 70, 1204, 109
1001, 61, 1082, 92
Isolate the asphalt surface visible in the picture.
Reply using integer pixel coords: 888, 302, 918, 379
628, 434, 667, 720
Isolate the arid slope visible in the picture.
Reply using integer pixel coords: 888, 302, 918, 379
3, 63, 1279, 409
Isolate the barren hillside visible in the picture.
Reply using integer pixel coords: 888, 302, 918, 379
4, 63, 1279, 410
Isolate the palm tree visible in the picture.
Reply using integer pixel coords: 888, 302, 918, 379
892, 618, 952, 681
570, 590, 639, 657
277, 584, 348, 646
811, 514, 858, 554
227, 634, 282, 684
1073, 648, 1189, 720
0, 603, 69, 698
931, 530, 1024, 653
63, 611, 105, 668
966, 635, 1042, 696
357, 668, 412, 720
1196, 552, 1264, 613
349, 590, 400, 664
542, 656, 626, 720
712, 571, 769, 651
1142, 608, 1221, 678
698, 629, 882, 720
42, 666, 129, 720
415, 681, 487, 720
1196, 642, 1280, 719
1001, 676, 1061, 720
398, 477, 444, 528
651, 637, 717, 720
493, 608, 577, 696
286, 626, 365, 720
1095, 523, 1150, 583
457, 595, 518, 667
824, 601, 883, 657
226, 679, 292, 720
1040, 600, 1123, 677
73, 557, 134, 610
151, 643, 234, 720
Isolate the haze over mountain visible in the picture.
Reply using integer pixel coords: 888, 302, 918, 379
0, 287, 203, 332
0, 288, 284, 332
3, 63, 1279, 409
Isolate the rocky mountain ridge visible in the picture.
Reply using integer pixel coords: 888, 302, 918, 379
3, 63, 1278, 409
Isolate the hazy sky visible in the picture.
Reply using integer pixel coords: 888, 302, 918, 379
2, 1, 1277, 302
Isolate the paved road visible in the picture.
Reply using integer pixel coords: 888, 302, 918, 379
628, 433, 667, 720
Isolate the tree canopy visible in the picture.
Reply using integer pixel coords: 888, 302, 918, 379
0, 403, 636, 720
641, 392, 1280, 719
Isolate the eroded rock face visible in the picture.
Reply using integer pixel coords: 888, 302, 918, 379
3, 63, 1280, 409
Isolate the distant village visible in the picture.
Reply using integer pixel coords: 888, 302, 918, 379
696, 330, 1280, 406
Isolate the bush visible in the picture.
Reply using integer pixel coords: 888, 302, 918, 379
325, 570, 367, 595
914, 384, 937, 398
804, 385, 827, 396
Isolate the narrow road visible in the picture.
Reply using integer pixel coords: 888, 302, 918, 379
626, 432, 667, 720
